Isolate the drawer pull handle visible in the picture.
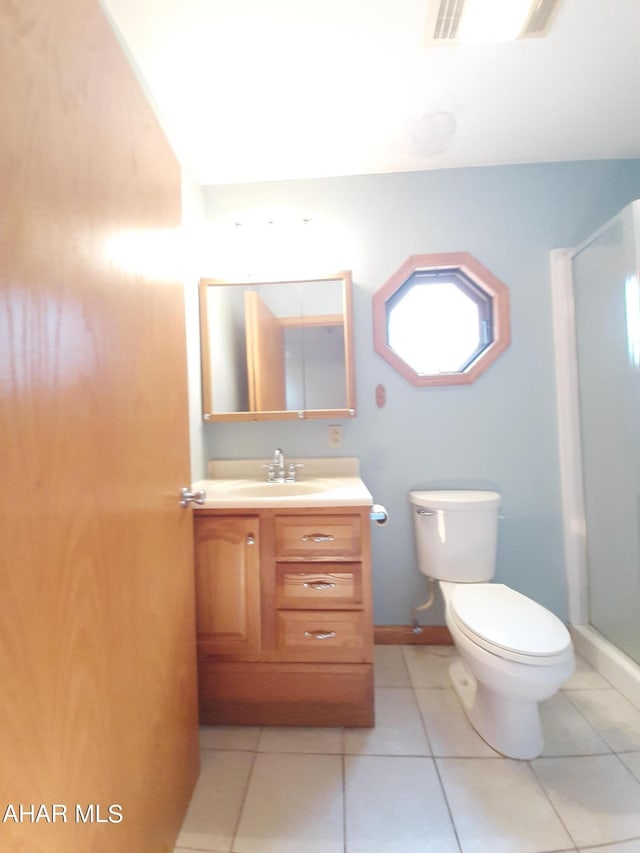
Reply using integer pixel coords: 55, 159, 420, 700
304, 630, 337, 640
301, 533, 335, 542
304, 581, 336, 591
246, 534, 255, 545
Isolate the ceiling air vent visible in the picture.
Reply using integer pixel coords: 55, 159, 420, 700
424, 0, 563, 45
429, 0, 465, 41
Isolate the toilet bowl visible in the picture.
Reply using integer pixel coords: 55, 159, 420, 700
441, 580, 574, 758
410, 490, 574, 759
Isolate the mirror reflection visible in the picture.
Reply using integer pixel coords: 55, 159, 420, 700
199, 272, 356, 421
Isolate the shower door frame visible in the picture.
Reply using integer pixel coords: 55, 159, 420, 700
551, 203, 640, 709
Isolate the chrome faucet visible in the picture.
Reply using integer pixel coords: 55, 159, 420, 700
273, 447, 285, 480
263, 448, 303, 483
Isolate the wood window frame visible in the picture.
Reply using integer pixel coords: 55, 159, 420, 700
372, 252, 511, 386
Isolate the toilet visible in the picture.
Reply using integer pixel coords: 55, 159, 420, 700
410, 489, 574, 759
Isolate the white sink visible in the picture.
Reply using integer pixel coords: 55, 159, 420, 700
225, 480, 326, 498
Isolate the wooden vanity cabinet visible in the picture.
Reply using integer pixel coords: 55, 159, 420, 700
194, 506, 374, 727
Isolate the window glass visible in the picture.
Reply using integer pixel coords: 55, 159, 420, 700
387, 273, 490, 374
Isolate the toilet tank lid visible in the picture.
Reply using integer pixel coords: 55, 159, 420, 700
451, 584, 572, 657
409, 490, 500, 510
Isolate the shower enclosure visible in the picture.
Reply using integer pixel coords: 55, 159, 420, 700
553, 200, 640, 706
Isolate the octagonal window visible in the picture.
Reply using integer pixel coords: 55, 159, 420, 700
373, 253, 510, 386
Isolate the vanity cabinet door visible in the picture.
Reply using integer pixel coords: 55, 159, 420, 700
194, 515, 260, 657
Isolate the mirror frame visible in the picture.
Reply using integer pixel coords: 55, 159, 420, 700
199, 271, 357, 421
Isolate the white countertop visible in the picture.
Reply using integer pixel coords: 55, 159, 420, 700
192, 457, 373, 509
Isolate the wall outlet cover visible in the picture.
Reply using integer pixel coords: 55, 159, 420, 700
328, 425, 343, 448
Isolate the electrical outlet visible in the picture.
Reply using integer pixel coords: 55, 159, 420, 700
328, 424, 343, 449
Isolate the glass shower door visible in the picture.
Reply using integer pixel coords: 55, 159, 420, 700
571, 202, 640, 665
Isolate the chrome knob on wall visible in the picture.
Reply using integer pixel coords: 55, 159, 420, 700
179, 487, 206, 507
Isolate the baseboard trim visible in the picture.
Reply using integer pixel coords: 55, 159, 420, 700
374, 625, 453, 645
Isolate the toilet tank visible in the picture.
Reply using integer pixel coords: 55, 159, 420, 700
409, 490, 500, 582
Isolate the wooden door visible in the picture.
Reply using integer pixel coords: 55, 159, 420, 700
244, 290, 287, 410
194, 516, 261, 657
0, 2, 199, 851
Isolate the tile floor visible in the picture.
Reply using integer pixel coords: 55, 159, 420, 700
175, 646, 640, 853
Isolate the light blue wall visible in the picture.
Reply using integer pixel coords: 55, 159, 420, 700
197, 160, 640, 625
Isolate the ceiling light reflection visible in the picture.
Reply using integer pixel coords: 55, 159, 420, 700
457, 0, 533, 43
104, 228, 184, 281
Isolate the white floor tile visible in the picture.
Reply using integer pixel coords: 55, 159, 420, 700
257, 726, 342, 754
233, 753, 343, 853
374, 645, 412, 687
563, 654, 612, 690
566, 689, 640, 751
578, 841, 640, 852
532, 754, 640, 847
345, 755, 459, 852
176, 750, 254, 852
344, 687, 430, 756
438, 757, 573, 853
403, 645, 458, 688
199, 725, 261, 751
415, 688, 499, 757
619, 750, 640, 782
540, 691, 610, 756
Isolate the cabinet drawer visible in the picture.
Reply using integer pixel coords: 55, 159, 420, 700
276, 565, 362, 609
275, 514, 361, 559
276, 610, 364, 661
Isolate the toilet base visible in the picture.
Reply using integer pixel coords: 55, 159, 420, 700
449, 659, 544, 759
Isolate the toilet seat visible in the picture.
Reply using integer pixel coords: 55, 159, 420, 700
449, 583, 572, 666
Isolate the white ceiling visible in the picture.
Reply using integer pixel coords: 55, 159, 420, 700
102, 0, 640, 186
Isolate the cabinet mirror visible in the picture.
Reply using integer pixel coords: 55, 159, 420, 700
199, 272, 356, 421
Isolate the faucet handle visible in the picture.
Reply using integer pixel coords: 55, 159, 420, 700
261, 463, 276, 482
285, 462, 303, 481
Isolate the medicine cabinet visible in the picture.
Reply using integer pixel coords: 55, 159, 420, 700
199, 272, 356, 421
